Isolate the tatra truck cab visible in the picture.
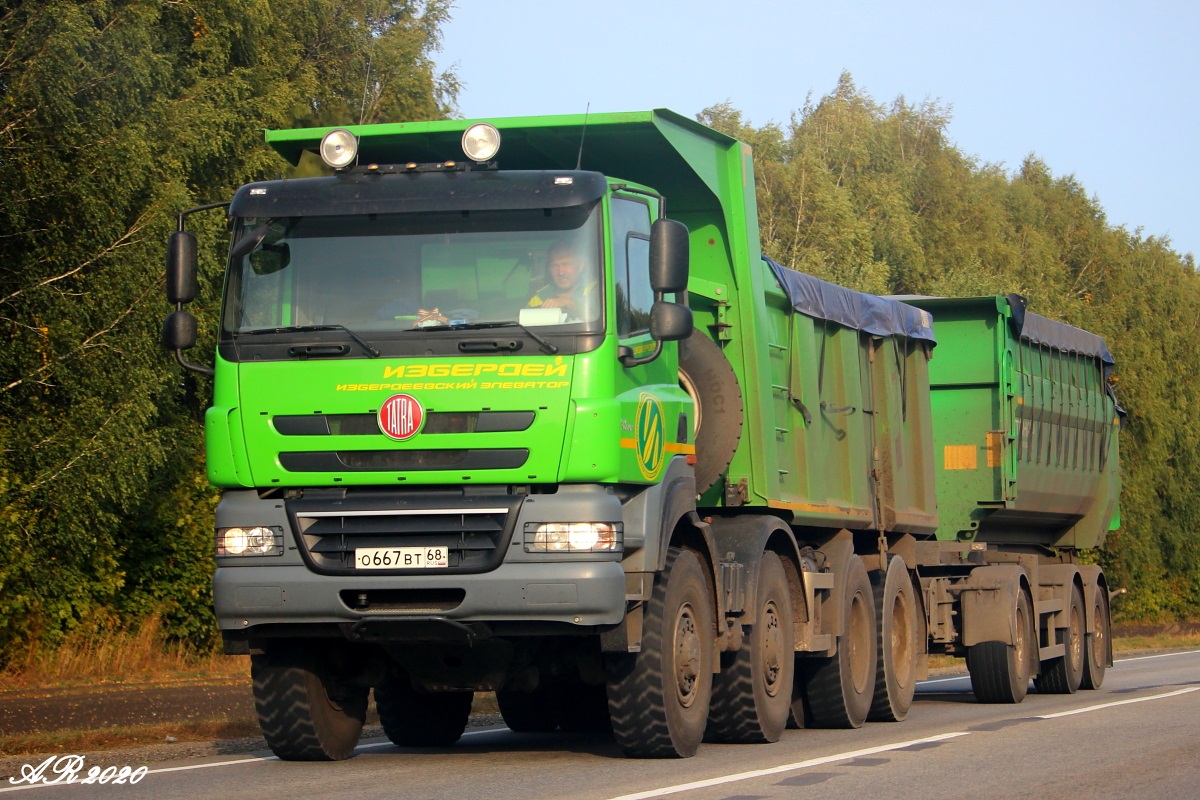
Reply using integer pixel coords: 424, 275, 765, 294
164, 110, 1120, 761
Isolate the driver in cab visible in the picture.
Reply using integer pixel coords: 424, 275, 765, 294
528, 241, 598, 321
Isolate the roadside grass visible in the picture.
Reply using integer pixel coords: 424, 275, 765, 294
0, 617, 246, 691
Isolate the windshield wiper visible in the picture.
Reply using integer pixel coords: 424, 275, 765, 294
427, 321, 559, 355
237, 324, 381, 358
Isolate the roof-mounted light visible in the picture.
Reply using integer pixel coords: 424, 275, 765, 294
319, 128, 358, 169
461, 123, 501, 162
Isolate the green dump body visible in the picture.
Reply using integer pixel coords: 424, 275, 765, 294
907, 296, 1122, 549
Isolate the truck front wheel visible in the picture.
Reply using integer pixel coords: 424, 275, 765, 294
607, 546, 714, 758
251, 648, 368, 761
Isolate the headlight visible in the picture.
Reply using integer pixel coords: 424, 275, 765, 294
319, 128, 358, 169
461, 123, 501, 162
217, 526, 283, 556
524, 523, 622, 553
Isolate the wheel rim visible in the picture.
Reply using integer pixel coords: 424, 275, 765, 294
890, 591, 914, 690
1014, 597, 1031, 677
674, 602, 702, 708
849, 589, 871, 694
1092, 597, 1107, 668
1068, 599, 1084, 671
761, 600, 784, 697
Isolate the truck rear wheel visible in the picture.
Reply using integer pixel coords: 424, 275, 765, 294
1081, 584, 1110, 690
678, 331, 743, 496
497, 684, 560, 733
607, 546, 714, 758
1034, 583, 1085, 695
868, 555, 918, 721
375, 676, 473, 747
707, 551, 794, 743
251, 649, 367, 761
796, 555, 877, 729
966, 588, 1035, 703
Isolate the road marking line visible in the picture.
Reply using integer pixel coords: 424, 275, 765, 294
1036, 686, 1200, 719
1116, 649, 1200, 663
601, 732, 971, 800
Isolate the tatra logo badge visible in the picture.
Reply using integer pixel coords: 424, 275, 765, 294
378, 394, 424, 440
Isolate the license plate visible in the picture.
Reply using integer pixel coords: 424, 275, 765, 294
355, 546, 449, 570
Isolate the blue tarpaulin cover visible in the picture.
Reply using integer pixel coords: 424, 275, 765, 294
764, 256, 936, 346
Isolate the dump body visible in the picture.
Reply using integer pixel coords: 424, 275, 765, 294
908, 295, 1121, 549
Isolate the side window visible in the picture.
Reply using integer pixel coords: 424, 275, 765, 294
611, 196, 652, 337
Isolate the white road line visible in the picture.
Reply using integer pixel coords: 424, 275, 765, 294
1036, 686, 1200, 719
602, 733, 972, 800
1116, 648, 1200, 663
601, 686, 1200, 800
0, 728, 502, 793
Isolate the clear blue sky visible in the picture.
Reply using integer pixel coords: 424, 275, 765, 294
439, 0, 1199, 261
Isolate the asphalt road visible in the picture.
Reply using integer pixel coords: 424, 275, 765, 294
3, 649, 1198, 800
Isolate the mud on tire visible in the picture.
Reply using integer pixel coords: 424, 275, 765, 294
251, 649, 368, 761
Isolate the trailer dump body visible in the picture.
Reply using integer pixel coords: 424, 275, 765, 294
908, 295, 1122, 548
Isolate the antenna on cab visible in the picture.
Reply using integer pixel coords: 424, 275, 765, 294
575, 103, 591, 170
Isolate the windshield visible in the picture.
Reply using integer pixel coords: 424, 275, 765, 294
221, 203, 603, 339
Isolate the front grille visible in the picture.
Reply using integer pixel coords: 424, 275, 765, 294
274, 411, 535, 436
279, 449, 528, 472
289, 495, 518, 575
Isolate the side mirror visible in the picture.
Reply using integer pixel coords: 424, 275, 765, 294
166, 231, 198, 304
649, 218, 689, 293
649, 301, 693, 342
162, 309, 198, 351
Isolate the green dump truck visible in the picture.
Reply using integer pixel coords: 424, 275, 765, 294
164, 110, 1122, 760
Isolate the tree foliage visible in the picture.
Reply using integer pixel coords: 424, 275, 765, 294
0, 0, 456, 661
702, 74, 1200, 621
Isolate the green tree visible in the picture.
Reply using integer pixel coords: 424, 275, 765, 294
0, 0, 457, 660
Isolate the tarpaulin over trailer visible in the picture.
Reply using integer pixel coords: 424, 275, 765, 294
764, 256, 937, 346
1005, 294, 1114, 365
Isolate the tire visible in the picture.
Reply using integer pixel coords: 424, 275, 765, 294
868, 555, 918, 721
375, 676, 473, 747
1081, 584, 1110, 690
497, 684, 561, 733
1034, 583, 1085, 695
966, 587, 1035, 704
707, 551, 795, 743
251, 649, 367, 761
797, 555, 877, 729
607, 546, 714, 758
678, 331, 743, 496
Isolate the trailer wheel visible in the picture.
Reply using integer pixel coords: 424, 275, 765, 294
797, 555, 877, 729
375, 677, 473, 747
1081, 585, 1110, 690
497, 684, 561, 733
607, 546, 714, 758
966, 587, 1035, 703
678, 331, 743, 496
1034, 583, 1085, 695
868, 555, 918, 721
707, 551, 795, 743
251, 649, 367, 761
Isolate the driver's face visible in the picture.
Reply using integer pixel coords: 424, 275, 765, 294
549, 254, 581, 292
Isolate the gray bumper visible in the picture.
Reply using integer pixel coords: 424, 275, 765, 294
215, 558, 627, 633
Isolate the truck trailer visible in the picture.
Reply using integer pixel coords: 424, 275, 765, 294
163, 109, 1122, 760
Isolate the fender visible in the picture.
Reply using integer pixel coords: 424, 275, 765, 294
705, 515, 799, 627
960, 564, 1029, 647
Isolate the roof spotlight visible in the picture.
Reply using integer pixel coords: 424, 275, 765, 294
461, 123, 501, 163
319, 129, 358, 169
